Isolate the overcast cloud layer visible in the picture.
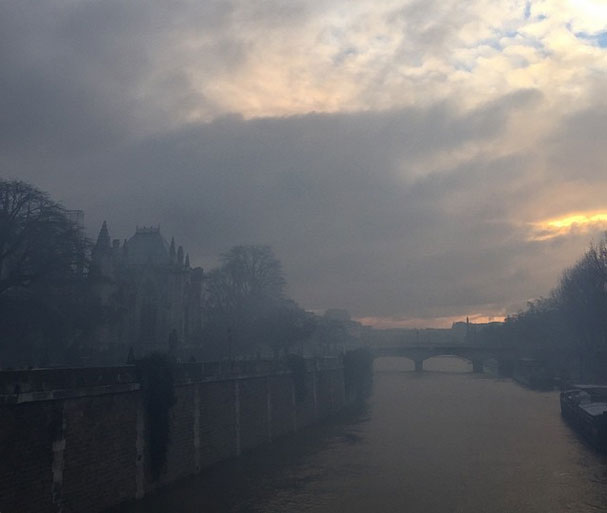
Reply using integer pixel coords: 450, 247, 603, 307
2, 0, 607, 327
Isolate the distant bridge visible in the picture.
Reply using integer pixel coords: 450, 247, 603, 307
370, 344, 515, 373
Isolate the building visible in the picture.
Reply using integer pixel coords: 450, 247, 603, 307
89, 222, 202, 363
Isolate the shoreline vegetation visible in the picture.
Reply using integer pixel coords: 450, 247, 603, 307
478, 235, 607, 386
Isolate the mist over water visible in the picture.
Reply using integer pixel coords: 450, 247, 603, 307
5, 2, 607, 511
117, 357, 607, 513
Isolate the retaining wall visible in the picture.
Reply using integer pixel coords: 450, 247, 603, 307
0, 362, 345, 513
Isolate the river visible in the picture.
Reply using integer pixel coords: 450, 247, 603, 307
118, 356, 607, 513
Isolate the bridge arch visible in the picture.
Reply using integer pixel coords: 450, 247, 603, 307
422, 354, 477, 373
369, 345, 502, 373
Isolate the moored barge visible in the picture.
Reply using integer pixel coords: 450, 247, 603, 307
560, 385, 607, 452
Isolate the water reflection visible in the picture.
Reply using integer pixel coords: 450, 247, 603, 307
115, 357, 607, 513
374, 355, 473, 373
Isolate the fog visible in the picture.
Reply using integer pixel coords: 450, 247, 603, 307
3, 1, 607, 512
3, 0, 607, 327
115, 358, 607, 513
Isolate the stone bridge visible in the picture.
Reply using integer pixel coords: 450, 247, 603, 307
370, 344, 515, 373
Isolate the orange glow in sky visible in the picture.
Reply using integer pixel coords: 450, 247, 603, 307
530, 211, 607, 241
356, 313, 506, 329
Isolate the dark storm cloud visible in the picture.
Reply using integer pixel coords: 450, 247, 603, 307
3, 88, 555, 320
0, 0, 247, 157
547, 105, 607, 183
3, 0, 607, 325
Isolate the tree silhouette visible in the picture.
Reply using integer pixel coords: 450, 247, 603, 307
0, 179, 88, 367
0, 179, 86, 295
485, 234, 607, 382
202, 245, 312, 358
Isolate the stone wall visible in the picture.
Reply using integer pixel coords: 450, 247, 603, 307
0, 361, 345, 513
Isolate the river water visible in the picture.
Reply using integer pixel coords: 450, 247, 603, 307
120, 357, 607, 513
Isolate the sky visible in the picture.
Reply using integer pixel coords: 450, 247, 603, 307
2, 0, 607, 328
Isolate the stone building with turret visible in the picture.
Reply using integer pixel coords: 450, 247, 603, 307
88, 222, 202, 363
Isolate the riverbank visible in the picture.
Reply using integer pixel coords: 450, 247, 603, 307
113, 357, 607, 513
0, 360, 346, 513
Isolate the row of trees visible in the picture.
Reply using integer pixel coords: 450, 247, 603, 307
482, 236, 607, 382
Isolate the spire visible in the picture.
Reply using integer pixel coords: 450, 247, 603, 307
177, 245, 184, 265
169, 237, 176, 262
185, 253, 190, 268
95, 221, 111, 250
91, 221, 112, 274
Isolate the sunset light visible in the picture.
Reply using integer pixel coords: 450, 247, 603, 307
6, 0, 607, 511
530, 211, 607, 240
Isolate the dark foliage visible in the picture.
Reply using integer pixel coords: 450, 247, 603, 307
258, 302, 316, 358
0, 179, 90, 367
344, 348, 373, 401
136, 353, 176, 480
0, 179, 87, 294
480, 235, 607, 383
201, 245, 315, 359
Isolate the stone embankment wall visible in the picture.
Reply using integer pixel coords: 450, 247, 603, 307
0, 360, 345, 513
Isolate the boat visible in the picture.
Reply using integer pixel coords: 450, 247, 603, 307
560, 385, 607, 451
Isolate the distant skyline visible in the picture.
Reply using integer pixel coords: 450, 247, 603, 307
2, 0, 607, 328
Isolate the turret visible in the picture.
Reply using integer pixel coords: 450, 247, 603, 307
91, 221, 112, 267
89, 221, 115, 300
94, 221, 111, 252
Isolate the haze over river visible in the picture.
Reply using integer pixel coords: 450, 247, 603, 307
118, 357, 607, 513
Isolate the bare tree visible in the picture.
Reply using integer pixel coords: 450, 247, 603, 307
219, 245, 286, 305
494, 234, 607, 382
0, 179, 88, 366
0, 179, 86, 295
201, 245, 312, 359
554, 236, 607, 380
